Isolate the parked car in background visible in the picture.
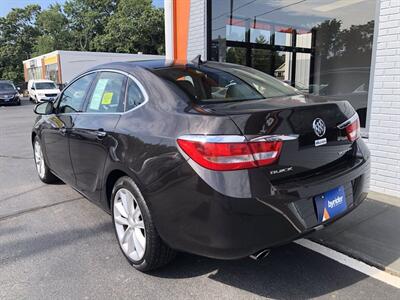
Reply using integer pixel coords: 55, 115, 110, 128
31, 59, 370, 272
28, 80, 60, 103
0, 80, 21, 106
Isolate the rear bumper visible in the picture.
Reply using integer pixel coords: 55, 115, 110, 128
145, 141, 370, 259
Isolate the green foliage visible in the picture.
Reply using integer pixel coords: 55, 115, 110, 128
0, 0, 165, 83
34, 4, 71, 56
0, 5, 41, 82
93, 0, 164, 54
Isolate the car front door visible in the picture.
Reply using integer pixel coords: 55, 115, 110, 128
69, 71, 127, 202
40, 73, 96, 185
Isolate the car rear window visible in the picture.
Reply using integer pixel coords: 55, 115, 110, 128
152, 63, 299, 103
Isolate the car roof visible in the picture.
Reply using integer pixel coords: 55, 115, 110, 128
89, 59, 176, 73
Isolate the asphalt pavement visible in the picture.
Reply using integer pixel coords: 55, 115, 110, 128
0, 99, 399, 299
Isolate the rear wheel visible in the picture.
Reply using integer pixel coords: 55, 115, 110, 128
33, 136, 58, 183
111, 176, 176, 271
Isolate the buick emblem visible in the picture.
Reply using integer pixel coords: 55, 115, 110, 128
312, 118, 326, 137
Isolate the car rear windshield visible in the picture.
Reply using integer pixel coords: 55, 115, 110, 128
35, 82, 57, 90
152, 63, 299, 103
0, 82, 15, 92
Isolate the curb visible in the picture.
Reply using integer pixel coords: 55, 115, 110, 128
310, 237, 400, 278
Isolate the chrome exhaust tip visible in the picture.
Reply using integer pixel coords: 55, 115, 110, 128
249, 249, 270, 260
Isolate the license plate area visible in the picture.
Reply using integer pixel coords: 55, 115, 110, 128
314, 186, 347, 222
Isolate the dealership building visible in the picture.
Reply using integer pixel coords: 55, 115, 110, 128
164, 0, 400, 198
23, 50, 161, 85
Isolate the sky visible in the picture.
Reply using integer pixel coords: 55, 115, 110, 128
0, 0, 164, 17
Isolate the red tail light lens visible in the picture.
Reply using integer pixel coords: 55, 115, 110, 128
343, 115, 360, 142
177, 135, 283, 171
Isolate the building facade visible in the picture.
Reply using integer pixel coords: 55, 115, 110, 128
23, 50, 162, 85
165, 0, 400, 198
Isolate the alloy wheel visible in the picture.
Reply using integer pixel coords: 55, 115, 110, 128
113, 188, 146, 261
34, 141, 45, 179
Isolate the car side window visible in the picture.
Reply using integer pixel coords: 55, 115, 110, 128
85, 72, 126, 113
125, 78, 145, 111
58, 73, 96, 113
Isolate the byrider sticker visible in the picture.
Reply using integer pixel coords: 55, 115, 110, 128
101, 92, 113, 105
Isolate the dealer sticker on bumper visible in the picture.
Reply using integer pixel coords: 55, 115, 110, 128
314, 186, 347, 222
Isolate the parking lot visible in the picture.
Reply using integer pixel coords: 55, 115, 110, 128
0, 100, 399, 299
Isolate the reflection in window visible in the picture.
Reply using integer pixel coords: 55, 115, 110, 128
252, 49, 273, 74
296, 31, 312, 49
295, 53, 311, 92
210, 0, 375, 127
250, 29, 271, 44
226, 47, 246, 65
226, 24, 246, 42
274, 52, 292, 82
274, 28, 292, 47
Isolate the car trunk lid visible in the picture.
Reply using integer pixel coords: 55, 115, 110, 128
195, 95, 358, 180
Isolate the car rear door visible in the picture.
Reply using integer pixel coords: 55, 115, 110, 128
69, 71, 127, 202
41, 73, 96, 185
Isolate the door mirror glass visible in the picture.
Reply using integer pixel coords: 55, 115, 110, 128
34, 101, 53, 115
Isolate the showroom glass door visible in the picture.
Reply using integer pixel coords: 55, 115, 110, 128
208, 0, 376, 128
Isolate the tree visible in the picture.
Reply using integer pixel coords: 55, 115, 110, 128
93, 0, 164, 54
0, 5, 41, 82
33, 4, 72, 55
0, 0, 165, 82
64, 0, 117, 51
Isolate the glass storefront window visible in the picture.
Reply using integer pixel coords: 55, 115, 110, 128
209, 0, 376, 128
274, 52, 292, 82
274, 28, 292, 47
251, 49, 273, 74
28, 67, 42, 80
296, 31, 312, 49
226, 47, 246, 65
45, 63, 59, 83
226, 24, 246, 42
250, 28, 271, 44
295, 53, 311, 92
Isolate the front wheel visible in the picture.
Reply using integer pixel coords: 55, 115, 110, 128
33, 136, 58, 183
111, 176, 176, 271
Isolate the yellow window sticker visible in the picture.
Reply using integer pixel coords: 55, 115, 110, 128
101, 92, 113, 105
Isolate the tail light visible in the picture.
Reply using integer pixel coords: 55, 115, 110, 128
338, 114, 360, 142
177, 135, 283, 171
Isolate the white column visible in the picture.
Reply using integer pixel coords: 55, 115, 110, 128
164, 0, 174, 60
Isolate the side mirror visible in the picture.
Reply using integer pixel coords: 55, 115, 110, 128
34, 101, 54, 115
32, 87, 35, 90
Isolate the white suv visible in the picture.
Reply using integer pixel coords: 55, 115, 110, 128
28, 80, 61, 103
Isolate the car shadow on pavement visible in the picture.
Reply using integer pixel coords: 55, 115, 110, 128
311, 198, 400, 275
0, 222, 112, 267
151, 243, 369, 299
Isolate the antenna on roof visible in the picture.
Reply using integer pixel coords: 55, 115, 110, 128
191, 54, 203, 66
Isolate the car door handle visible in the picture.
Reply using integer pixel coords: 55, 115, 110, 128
96, 129, 107, 139
59, 127, 67, 135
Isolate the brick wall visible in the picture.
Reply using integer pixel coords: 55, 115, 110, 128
187, 0, 206, 60
367, 0, 400, 197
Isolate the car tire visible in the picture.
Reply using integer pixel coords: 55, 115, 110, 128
33, 136, 58, 184
111, 176, 176, 272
